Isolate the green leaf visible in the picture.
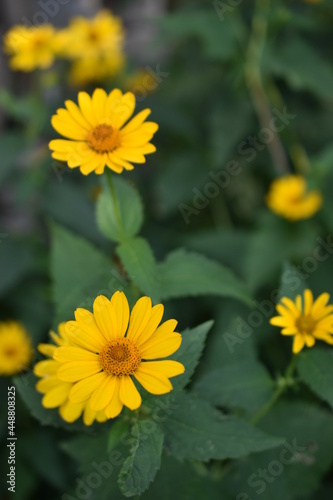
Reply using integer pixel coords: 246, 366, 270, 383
0, 239, 34, 298
51, 223, 119, 323
159, 249, 252, 305
193, 359, 274, 415
141, 454, 228, 500
297, 348, 333, 409
264, 37, 333, 100
116, 237, 161, 302
96, 177, 143, 243
245, 212, 317, 292
172, 321, 214, 391
159, 11, 245, 62
163, 394, 283, 461
118, 420, 164, 497
108, 419, 131, 452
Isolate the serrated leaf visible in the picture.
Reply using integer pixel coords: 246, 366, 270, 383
118, 420, 164, 497
297, 348, 333, 409
116, 237, 161, 302
163, 394, 283, 461
51, 223, 119, 323
193, 359, 274, 415
159, 249, 252, 305
172, 321, 214, 390
96, 177, 143, 243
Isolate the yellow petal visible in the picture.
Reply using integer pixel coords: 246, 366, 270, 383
83, 404, 97, 426
292, 334, 305, 354
120, 109, 151, 134
90, 374, 117, 411
54, 346, 99, 363
42, 383, 71, 408
135, 304, 164, 347
65, 100, 91, 130
51, 115, 87, 140
37, 343, 56, 357
105, 88, 123, 119
69, 372, 107, 403
66, 317, 105, 352
140, 332, 182, 360
92, 88, 108, 122
119, 376, 142, 410
111, 92, 136, 129
110, 291, 130, 338
34, 359, 59, 376
312, 293, 330, 319
78, 91, 97, 126
134, 367, 173, 395
304, 289, 313, 315
57, 361, 102, 382
59, 400, 84, 423
105, 379, 123, 418
126, 297, 152, 342
36, 376, 60, 394
305, 334, 315, 347
93, 295, 119, 341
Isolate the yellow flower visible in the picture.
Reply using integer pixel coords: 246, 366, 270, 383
34, 324, 107, 425
0, 322, 33, 375
266, 175, 322, 221
57, 10, 124, 60
68, 55, 125, 86
53, 292, 185, 419
3, 24, 58, 71
49, 88, 158, 175
270, 289, 333, 354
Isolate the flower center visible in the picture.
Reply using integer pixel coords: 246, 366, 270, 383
296, 315, 315, 335
86, 124, 120, 154
99, 338, 141, 376
4, 347, 17, 358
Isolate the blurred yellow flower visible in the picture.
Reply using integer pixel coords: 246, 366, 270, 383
58, 10, 124, 61
49, 88, 158, 175
53, 292, 184, 419
68, 55, 125, 86
0, 322, 33, 375
34, 323, 107, 425
3, 24, 59, 71
270, 290, 333, 354
266, 175, 322, 220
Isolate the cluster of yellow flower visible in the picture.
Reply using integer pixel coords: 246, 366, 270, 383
1, 10, 332, 428
3, 10, 125, 85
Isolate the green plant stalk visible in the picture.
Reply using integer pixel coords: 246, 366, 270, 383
251, 355, 297, 425
245, 0, 289, 174
105, 168, 125, 242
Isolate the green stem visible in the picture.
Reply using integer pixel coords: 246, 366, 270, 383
245, 0, 289, 174
105, 168, 125, 242
251, 356, 297, 425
